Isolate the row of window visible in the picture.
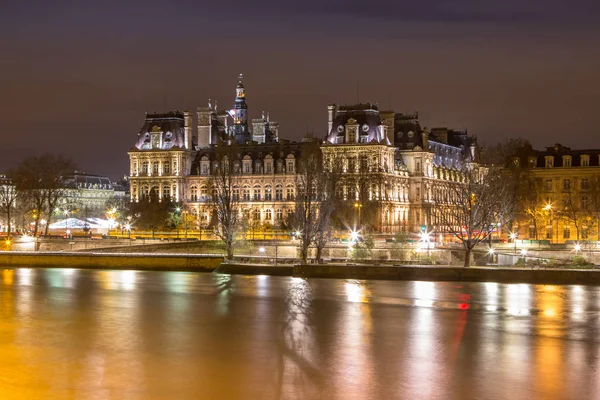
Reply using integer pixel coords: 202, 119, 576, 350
529, 226, 588, 240
199, 159, 295, 175
545, 178, 591, 191
134, 160, 178, 176
189, 185, 295, 202
542, 154, 594, 168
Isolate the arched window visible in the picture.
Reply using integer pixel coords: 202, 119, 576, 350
142, 161, 149, 174
276, 209, 283, 221
264, 185, 272, 200
286, 184, 295, 200
253, 209, 261, 220
275, 185, 283, 200
253, 185, 261, 201
243, 186, 251, 201
233, 186, 240, 201
153, 161, 159, 174
265, 209, 272, 221
162, 186, 170, 199
190, 186, 198, 201
163, 161, 170, 175
200, 185, 207, 199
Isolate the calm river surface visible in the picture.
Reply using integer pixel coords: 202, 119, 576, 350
1, 268, 599, 399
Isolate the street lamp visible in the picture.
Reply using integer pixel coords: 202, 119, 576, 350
349, 230, 359, 243
488, 247, 495, 262
544, 203, 554, 243
125, 223, 132, 239
354, 202, 362, 230
510, 232, 517, 254
182, 209, 188, 239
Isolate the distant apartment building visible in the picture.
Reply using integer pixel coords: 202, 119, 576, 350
509, 143, 600, 243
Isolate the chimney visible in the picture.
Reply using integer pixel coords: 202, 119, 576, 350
183, 111, 193, 150
327, 104, 336, 134
197, 107, 212, 147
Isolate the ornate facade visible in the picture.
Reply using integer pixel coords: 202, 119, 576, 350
127, 77, 477, 234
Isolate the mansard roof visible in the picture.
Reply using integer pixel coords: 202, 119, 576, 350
134, 111, 186, 150
512, 143, 600, 168
63, 172, 116, 190
189, 140, 311, 175
326, 103, 389, 145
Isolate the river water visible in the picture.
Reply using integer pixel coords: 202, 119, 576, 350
0, 268, 599, 399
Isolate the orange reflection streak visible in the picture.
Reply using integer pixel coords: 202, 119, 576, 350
533, 285, 567, 398
2, 269, 14, 285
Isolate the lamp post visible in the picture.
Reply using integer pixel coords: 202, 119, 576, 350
182, 209, 188, 239
544, 203, 553, 243
510, 232, 517, 254
354, 202, 362, 230
64, 209, 71, 239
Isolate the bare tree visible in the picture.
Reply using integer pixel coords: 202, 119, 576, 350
432, 165, 516, 267
516, 172, 545, 240
10, 154, 76, 236
293, 145, 340, 263
559, 186, 592, 241
209, 146, 242, 260
480, 138, 532, 166
313, 165, 341, 263
0, 176, 18, 237
587, 176, 600, 241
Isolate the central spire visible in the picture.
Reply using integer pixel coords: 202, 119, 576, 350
230, 73, 249, 143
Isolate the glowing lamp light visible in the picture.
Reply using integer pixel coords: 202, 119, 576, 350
509, 233, 517, 240
574, 243, 581, 252
488, 248, 495, 255
349, 230, 359, 243
258, 247, 266, 253
520, 248, 528, 256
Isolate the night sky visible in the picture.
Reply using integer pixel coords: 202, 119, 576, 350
2, 0, 599, 179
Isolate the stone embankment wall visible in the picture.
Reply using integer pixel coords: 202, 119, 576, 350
0, 252, 223, 271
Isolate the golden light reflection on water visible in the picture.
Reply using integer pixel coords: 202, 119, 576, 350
2, 269, 14, 285
1, 269, 599, 399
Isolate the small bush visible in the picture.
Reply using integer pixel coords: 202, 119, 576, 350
571, 255, 590, 267
515, 258, 527, 267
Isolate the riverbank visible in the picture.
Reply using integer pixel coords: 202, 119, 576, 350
2, 252, 600, 285
213, 262, 600, 285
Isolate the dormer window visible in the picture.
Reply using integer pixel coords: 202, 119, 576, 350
545, 156, 554, 168
562, 155, 572, 167
581, 155, 590, 167
528, 157, 537, 168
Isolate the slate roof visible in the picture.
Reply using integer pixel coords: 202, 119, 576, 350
134, 111, 186, 150
325, 104, 389, 145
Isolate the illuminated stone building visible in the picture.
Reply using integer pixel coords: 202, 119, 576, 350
323, 104, 477, 232
127, 76, 477, 234
509, 143, 600, 243
62, 172, 128, 217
